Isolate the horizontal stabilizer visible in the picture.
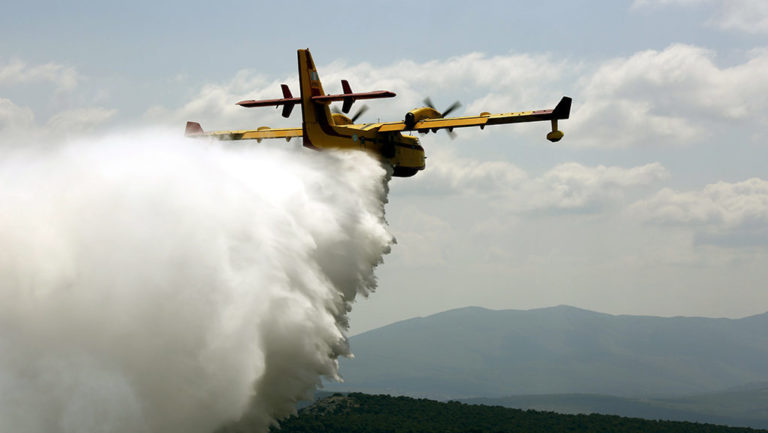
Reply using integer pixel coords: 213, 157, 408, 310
238, 84, 300, 115
236, 76, 394, 118
237, 90, 396, 110
312, 90, 396, 104
185, 121, 204, 136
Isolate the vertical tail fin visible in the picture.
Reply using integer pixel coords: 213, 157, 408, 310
297, 49, 333, 148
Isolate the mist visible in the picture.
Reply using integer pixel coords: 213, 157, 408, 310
0, 130, 393, 433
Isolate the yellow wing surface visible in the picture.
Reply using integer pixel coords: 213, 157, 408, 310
185, 122, 301, 141
377, 97, 572, 134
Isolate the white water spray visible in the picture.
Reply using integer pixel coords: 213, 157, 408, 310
0, 130, 393, 433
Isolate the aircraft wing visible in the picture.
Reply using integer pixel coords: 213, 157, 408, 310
376, 96, 571, 134
185, 122, 302, 141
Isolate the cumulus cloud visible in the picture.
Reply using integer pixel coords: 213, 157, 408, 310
0, 59, 79, 91
405, 150, 667, 213
408, 150, 528, 195
322, 52, 567, 117
0, 100, 118, 145
633, 0, 768, 34
717, 1, 768, 33
632, 178, 768, 245
0, 98, 35, 133
528, 162, 669, 211
570, 44, 768, 147
45, 107, 118, 135
386, 208, 453, 268
144, 71, 282, 130
0, 59, 115, 142
0, 100, 116, 143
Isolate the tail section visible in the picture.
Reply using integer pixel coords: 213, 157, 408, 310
297, 49, 334, 149
185, 121, 204, 136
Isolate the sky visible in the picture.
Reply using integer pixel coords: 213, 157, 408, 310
1, 0, 767, 335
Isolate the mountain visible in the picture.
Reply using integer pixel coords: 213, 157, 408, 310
219, 393, 768, 433
324, 306, 768, 399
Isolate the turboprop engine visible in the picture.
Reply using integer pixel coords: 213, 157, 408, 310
404, 98, 461, 130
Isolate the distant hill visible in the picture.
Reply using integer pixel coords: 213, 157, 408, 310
324, 306, 768, 399
220, 393, 768, 433
461, 382, 768, 429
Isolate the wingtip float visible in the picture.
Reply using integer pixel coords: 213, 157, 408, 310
186, 49, 572, 178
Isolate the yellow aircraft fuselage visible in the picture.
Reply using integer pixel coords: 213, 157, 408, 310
297, 50, 425, 177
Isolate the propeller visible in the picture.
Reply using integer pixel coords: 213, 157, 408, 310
350, 104, 368, 122
423, 98, 462, 118
332, 104, 369, 123
423, 97, 461, 139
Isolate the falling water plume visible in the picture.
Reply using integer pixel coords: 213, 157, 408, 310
0, 129, 394, 433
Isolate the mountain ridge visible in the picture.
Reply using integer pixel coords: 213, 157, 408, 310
328, 305, 768, 399
354, 305, 768, 338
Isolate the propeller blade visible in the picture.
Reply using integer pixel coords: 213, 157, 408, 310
442, 101, 462, 117
350, 105, 369, 123
447, 128, 457, 140
423, 97, 435, 109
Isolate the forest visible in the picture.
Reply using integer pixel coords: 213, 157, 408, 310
219, 393, 768, 433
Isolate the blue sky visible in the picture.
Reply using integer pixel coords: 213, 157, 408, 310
2, 0, 767, 334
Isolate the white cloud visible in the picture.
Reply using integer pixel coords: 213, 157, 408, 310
0, 59, 114, 142
386, 208, 453, 268
570, 44, 768, 147
323, 52, 567, 116
45, 107, 117, 135
529, 162, 669, 211
0, 98, 35, 133
717, 1, 768, 33
404, 150, 668, 213
633, 0, 768, 34
632, 178, 768, 245
408, 150, 528, 195
0, 97, 116, 144
0, 59, 79, 91
145, 71, 279, 130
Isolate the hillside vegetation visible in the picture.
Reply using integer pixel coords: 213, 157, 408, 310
235, 393, 768, 433
461, 382, 768, 430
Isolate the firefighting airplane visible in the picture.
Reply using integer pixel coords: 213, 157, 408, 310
185, 49, 571, 177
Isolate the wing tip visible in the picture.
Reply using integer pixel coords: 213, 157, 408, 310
553, 96, 572, 119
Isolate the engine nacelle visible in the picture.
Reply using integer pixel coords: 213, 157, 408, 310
404, 107, 442, 129
331, 112, 353, 125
